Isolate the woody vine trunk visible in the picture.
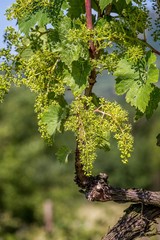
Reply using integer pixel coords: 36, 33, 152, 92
74, 1, 160, 239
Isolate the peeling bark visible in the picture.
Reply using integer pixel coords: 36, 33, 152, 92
85, 174, 160, 207
102, 204, 160, 240
81, 174, 160, 239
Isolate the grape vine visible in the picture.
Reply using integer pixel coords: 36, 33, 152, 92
0, 0, 159, 174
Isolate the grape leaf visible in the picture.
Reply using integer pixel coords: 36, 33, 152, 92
72, 60, 91, 87
99, 0, 113, 11
135, 86, 160, 119
112, 0, 130, 14
56, 145, 71, 163
147, 65, 159, 83
68, 0, 85, 19
60, 43, 86, 70
58, 16, 71, 41
47, 0, 64, 24
126, 82, 153, 112
146, 51, 157, 66
18, 10, 49, 35
114, 59, 138, 95
64, 59, 91, 95
146, 52, 159, 84
42, 104, 67, 136
114, 57, 158, 113
114, 59, 138, 80
145, 86, 160, 118
115, 78, 135, 95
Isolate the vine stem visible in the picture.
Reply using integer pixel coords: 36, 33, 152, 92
140, 39, 160, 56
85, 0, 93, 29
125, 35, 160, 56
74, 0, 97, 188
84, 0, 97, 96
85, 0, 96, 59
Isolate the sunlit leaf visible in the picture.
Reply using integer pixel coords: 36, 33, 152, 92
126, 82, 153, 112
114, 59, 138, 80
147, 52, 157, 66
147, 65, 159, 83
42, 104, 67, 136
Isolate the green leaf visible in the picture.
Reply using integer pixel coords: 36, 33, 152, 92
56, 145, 71, 163
114, 59, 138, 95
64, 59, 91, 95
47, 0, 65, 24
147, 65, 159, 83
42, 104, 67, 136
72, 60, 91, 87
114, 59, 138, 80
91, 0, 99, 12
135, 86, 160, 119
145, 86, 160, 118
99, 0, 113, 11
115, 78, 134, 95
58, 16, 71, 41
147, 52, 157, 66
145, 52, 159, 84
68, 0, 85, 19
18, 10, 49, 35
126, 82, 153, 112
112, 0, 130, 14
114, 58, 158, 113
60, 43, 86, 69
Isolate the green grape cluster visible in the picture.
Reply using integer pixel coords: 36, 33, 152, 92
65, 97, 101, 175
22, 50, 65, 95
25, 53, 66, 142
126, 46, 144, 63
121, 6, 149, 36
91, 53, 119, 73
97, 98, 134, 164
6, 0, 52, 20
0, 49, 16, 102
65, 96, 133, 175
0, 75, 11, 103
34, 93, 51, 141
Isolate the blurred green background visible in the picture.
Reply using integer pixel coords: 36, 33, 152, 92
0, 74, 160, 239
